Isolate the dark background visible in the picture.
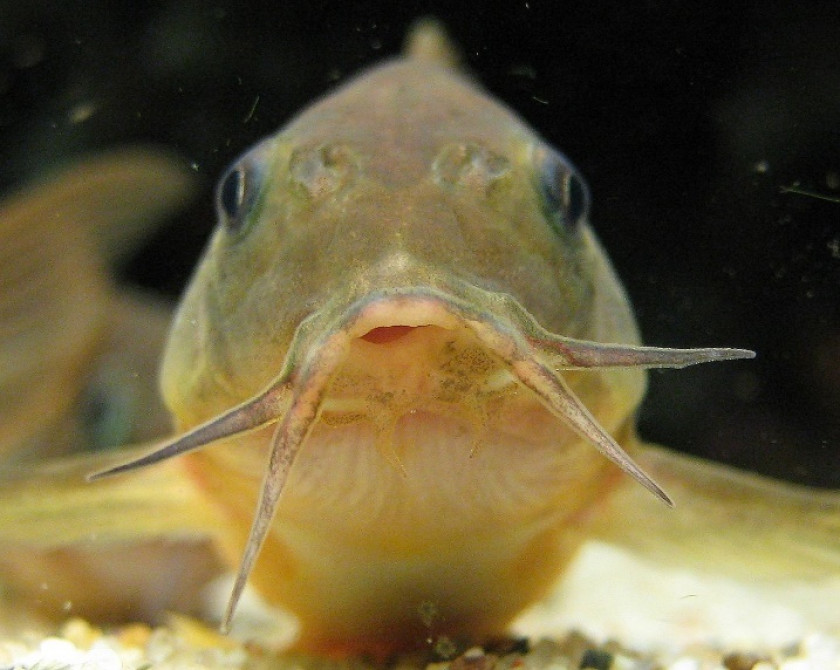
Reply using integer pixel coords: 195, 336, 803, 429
1, 1, 838, 487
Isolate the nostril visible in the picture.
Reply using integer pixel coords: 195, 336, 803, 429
361, 325, 417, 344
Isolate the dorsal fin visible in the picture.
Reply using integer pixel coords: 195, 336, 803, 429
403, 18, 461, 69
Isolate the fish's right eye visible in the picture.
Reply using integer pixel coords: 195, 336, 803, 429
216, 142, 270, 234
216, 161, 259, 234
219, 166, 245, 220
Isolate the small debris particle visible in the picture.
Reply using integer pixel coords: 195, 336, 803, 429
723, 651, 766, 670
243, 95, 260, 124
449, 646, 497, 670
434, 635, 458, 660
580, 647, 613, 669
68, 102, 97, 124
418, 600, 439, 628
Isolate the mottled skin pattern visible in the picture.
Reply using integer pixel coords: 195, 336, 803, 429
2, 22, 837, 658
143, 24, 749, 652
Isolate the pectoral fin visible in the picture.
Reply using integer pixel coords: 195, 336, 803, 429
589, 441, 840, 582
0, 445, 222, 547
0, 446, 225, 623
515, 442, 840, 646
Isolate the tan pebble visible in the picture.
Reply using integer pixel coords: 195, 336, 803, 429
0, 640, 30, 664
167, 612, 241, 650
116, 622, 152, 648
59, 617, 101, 648
610, 652, 644, 670
517, 638, 576, 670
667, 658, 702, 670
723, 651, 768, 670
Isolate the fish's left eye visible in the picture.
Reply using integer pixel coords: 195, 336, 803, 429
536, 147, 590, 233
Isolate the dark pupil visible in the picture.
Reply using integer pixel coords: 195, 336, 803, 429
541, 156, 588, 232
564, 172, 587, 224
220, 167, 245, 220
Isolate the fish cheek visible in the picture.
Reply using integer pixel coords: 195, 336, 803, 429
164, 197, 297, 425
187, 248, 283, 410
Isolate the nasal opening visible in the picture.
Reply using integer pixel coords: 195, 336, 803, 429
360, 325, 418, 344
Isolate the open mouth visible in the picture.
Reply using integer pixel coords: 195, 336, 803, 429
360, 325, 422, 344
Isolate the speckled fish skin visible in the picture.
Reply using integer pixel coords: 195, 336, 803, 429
164, 45, 640, 652
132, 22, 754, 652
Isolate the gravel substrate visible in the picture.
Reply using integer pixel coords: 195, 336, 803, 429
1, 617, 838, 670
3, 541, 838, 669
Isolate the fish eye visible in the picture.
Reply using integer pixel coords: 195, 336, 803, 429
219, 166, 246, 220
216, 143, 270, 234
536, 147, 590, 233
217, 162, 257, 234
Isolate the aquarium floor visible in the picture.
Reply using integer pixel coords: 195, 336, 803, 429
1, 617, 837, 670
1, 542, 838, 669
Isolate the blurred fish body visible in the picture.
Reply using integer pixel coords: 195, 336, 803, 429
0, 148, 191, 461
0, 20, 837, 655
0, 149, 222, 619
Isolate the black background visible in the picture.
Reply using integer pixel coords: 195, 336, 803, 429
1, 1, 838, 487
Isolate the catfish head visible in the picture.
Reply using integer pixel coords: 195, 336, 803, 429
93, 23, 753, 652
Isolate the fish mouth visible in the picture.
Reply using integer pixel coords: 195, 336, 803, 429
360, 324, 420, 344
89, 286, 754, 633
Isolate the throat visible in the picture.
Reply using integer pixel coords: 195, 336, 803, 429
280, 401, 609, 549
